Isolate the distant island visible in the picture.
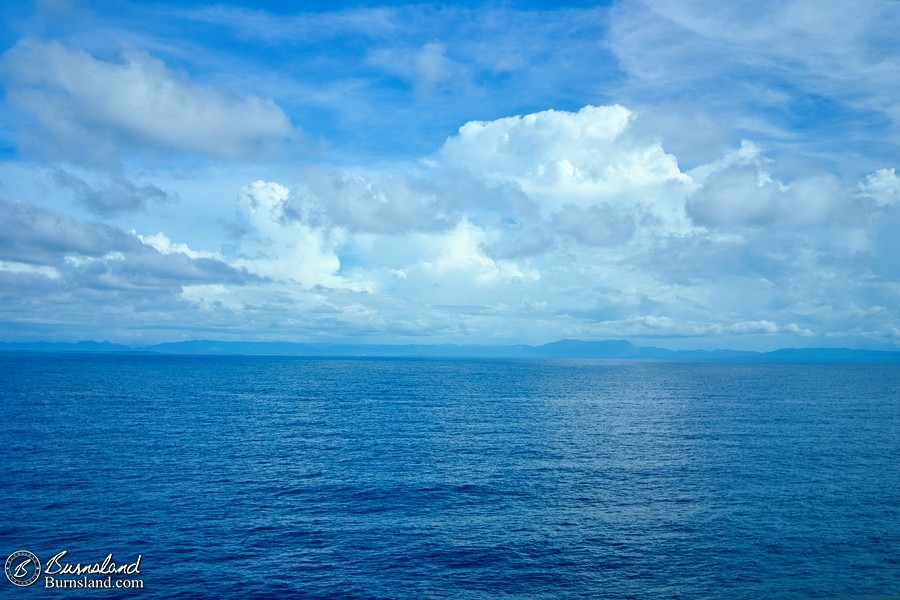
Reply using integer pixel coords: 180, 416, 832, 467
1, 339, 899, 362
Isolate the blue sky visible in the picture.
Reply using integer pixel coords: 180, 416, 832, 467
1, 0, 899, 350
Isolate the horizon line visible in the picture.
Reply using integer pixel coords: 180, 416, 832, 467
2, 338, 899, 362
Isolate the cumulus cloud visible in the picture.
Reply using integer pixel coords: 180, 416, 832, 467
5, 98, 900, 347
136, 232, 222, 261
685, 142, 847, 229
230, 180, 350, 290
437, 105, 694, 236
859, 168, 900, 207
686, 163, 783, 227
202, 106, 895, 348
1, 39, 296, 162
416, 219, 539, 286
3, 0, 899, 348
288, 105, 697, 260
480, 220, 555, 259
262, 105, 701, 308
551, 204, 636, 247
296, 167, 456, 234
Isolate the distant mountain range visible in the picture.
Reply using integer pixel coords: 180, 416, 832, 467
1, 338, 899, 362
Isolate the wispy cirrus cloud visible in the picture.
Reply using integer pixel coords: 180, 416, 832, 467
607, 0, 900, 162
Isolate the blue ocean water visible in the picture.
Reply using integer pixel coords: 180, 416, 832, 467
0, 354, 898, 599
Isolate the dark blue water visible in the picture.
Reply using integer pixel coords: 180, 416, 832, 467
1, 354, 898, 598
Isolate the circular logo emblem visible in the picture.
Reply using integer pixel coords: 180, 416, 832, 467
5, 551, 41, 587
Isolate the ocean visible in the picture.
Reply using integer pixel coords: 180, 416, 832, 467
1, 353, 898, 598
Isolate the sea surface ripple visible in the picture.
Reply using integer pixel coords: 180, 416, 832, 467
1, 354, 898, 598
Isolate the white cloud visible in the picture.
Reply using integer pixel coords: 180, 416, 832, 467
2, 39, 296, 161
230, 180, 356, 291
686, 142, 846, 229
137, 232, 221, 261
859, 168, 900, 207
417, 219, 539, 286
2, 0, 898, 349
4, 97, 900, 347
551, 204, 636, 247
264, 105, 703, 316
173, 105, 895, 347
436, 105, 695, 237
0, 260, 60, 279
0, 196, 264, 343
296, 166, 456, 234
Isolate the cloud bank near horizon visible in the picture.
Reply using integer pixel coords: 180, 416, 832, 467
0, 0, 898, 350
